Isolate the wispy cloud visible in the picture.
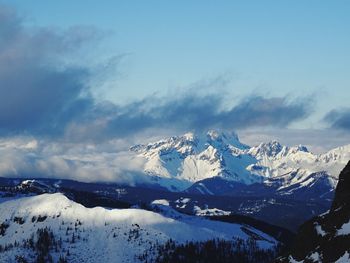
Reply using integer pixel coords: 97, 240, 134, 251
63, 93, 312, 142
0, 4, 314, 142
0, 4, 97, 136
0, 136, 148, 184
324, 108, 350, 131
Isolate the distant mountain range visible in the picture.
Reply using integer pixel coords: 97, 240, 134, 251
1, 130, 348, 232
131, 130, 349, 203
1, 131, 349, 261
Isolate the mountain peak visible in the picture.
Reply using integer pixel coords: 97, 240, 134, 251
206, 130, 247, 149
296, 144, 309, 152
252, 140, 283, 157
182, 132, 196, 141
131, 130, 349, 193
286, 144, 309, 155
251, 141, 310, 158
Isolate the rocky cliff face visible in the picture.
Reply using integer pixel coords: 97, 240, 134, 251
331, 161, 350, 212
278, 161, 350, 262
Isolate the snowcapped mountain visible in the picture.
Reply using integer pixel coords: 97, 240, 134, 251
0, 193, 276, 262
131, 130, 261, 191
131, 130, 350, 198
247, 140, 348, 186
247, 141, 349, 199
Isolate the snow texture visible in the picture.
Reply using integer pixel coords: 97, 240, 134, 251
0, 193, 277, 262
132, 130, 349, 192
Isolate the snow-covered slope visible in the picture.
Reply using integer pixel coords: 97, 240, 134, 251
248, 142, 349, 192
0, 193, 276, 262
131, 130, 349, 194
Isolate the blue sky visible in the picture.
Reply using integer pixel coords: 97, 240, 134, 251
6, 1, 349, 108
0, 1, 349, 149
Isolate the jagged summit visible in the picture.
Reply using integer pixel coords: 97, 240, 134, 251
130, 130, 349, 193
205, 130, 248, 149
130, 130, 260, 190
248, 140, 310, 159
182, 131, 196, 141
249, 140, 284, 157
131, 130, 247, 154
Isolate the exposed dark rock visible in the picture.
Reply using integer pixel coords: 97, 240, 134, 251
332, 161, 350, 211
278, 161, 350, 262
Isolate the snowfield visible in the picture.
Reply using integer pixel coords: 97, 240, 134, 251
0, 193, 276, 262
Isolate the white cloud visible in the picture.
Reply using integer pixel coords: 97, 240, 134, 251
0, 136, 147, 185
0, 128, 348, 183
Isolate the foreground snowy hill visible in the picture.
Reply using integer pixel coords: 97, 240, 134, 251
0, 177, 322, 232
0, 193, 277, 262
131, 130, 349, 200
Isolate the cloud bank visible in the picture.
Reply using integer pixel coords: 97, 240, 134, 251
1, 4, 347, 184
64, 93, 313, 142
0, 4, 97, 136
324, 108, 350, 131
0, 136, 148, 184
0, 4, 313, 142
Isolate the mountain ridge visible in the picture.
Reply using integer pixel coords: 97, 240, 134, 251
131, 130, 349, 198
